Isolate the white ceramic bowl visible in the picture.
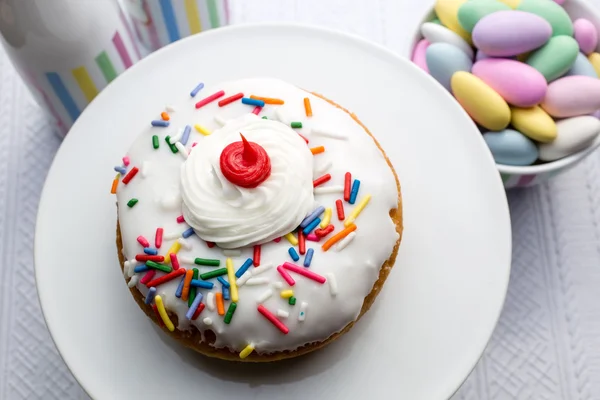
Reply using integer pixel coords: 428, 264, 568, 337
409, 0, 600, 189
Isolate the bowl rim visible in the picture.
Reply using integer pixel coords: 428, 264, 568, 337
409, 0, 600, 176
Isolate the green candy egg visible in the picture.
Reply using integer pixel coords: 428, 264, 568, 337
517, 0, 574, 36
457, 0, 511, 33
526, 35, 579, 82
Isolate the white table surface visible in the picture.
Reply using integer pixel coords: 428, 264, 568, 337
1, 1, 600, 399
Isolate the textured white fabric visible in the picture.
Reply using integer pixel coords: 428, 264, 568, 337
2, 0, 600, 399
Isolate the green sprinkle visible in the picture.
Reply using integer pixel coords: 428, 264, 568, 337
288, 296, 296, 305
261, 116, 268, 119
224, 302, 237, 324
195, 258, 220, 267
152, 135, 159, 149
199, 268, 227, 280
188, 268, 199, 307
127, 198, 138, 208
165, 135, 178, 153
291, 121, 302, 129
146, 260, 172, 273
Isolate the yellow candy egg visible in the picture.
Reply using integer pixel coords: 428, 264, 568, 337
497, 0, 521, 8
511, 106, 557, 143
589, 53, 600, 77
434, 0, 472, 43
451, 71, 511, 131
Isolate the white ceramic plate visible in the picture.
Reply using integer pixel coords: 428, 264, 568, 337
35, 24, 511, 400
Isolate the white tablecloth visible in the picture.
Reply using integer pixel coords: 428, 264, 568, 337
1, 1, 600, 399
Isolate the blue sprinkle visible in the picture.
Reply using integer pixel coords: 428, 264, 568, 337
186, 292, 203, 320
181, 125, 191, 145
349, 179, 361, 204
304, 248, 314, 267
175, 276, 186, 298
151, 120, 169, 127
288, 247, 300, 261
143, 247, 158, 255
134, 264, 149, 273
241, 97, 265, 107
235, 258, 254, 278
190, 279, 214, 289
302, 217, 322, 235
182, 227, 195, 238
223, 286, 230, 301
144, 287, 157, 304
217, 276, 230, 288
300, 206, 325, 228
114, 166, 127, 175
190, 82, 205, 97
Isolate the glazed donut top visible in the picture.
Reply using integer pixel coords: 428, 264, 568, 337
115, 78, 400, 357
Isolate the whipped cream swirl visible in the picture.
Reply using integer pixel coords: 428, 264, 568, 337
180, 114, 315, 249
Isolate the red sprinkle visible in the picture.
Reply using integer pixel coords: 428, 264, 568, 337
155, 228, 163, 248
137, 235, 150, 247
176, 215, 185, 223
252, 106, 262, 115
135, 254, 165, 262
146, 268, 187, 287
192, 303, 206, 320
276, 265, 296, 286
122, 156, 130, 166
336, 199, 345, 220
140, 270, 156, 285
273, 237, 282, 243
315, 224, 335, 238
192, 142, 198, 148
122, 167, 139, 184
152, 304, 164, 327
206, 241, 215, 248
170, 253, 180, 270
220, 133, 271, 188
298, 231, 306, 255
344, 172, 351, 201
195, 90, 225, 109
313, 174, 331, 188
218, 92, 243, 107
297, 133, 309, 144
253, 245, 261, 266
257, 305, 289, 334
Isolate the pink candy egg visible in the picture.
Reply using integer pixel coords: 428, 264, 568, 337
412, 39, 430, 73
573, 19, 598, 55
541, 76, 600, 118
472, 59, 547, 107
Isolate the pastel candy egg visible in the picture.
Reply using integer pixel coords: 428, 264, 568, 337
541, 76, 600, 118
573, 19, 598, 55
566, 53, 598, 78
426, 43, 473, 91
589, 53, 600, 77
483, 129, 539, 166
472, 11, 552, 57
412, 39, 430, 73
539, 116, 600, 161
526, 35, 578, 82
510, 106, 557, 142
472, 59, 547, 107
457, 0, 511, 33
451, 71, 511, 131
434, 0, 472, 43
516, 0, 574, 37
421, 23, 474, 59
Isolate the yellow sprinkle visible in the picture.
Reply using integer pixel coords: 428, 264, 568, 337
344, 194, 372, 227
155, 295, 174, 332
284, 233, 298, 246
226, 258, 239, 302
320, 207, 332, 228
280, 289, 294, 299
164, 241, 181, 263
239, 344, 255, 359
194, 124, 211, 136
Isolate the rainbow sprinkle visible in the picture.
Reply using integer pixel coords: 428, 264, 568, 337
194, 124, 211, 136
190, 279, 214, 289
320, 207, 332, 228
199, 268, 227, 280
284, 233, 298, 246
152, 135, 159, 149
224, 302, 237, 324
241, 97, 265, 107
175, 276, 185, 298
151, 120, 169, 127
190, 82, 205, 97
226, 258, 239, 302
288, 247, 300, 261
194, 258, 220, 266
344, 194, 372, 227
217, 276, 230, 288
239, 344, 255, 359
349, 179, 361, 204
257, 305, 289, 334
155, 295, 174, 331
303, 248, 314, 267
186, 292, 204, 320
280, 290, 294, 299
235, 258, 253, 278
181, 125, 191, 145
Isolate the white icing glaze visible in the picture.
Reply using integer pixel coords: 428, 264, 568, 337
116, 78, 399, 354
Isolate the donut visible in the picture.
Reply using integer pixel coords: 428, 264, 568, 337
114, 78, 403, 361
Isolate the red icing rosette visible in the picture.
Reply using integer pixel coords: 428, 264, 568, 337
219, 133, 272, 188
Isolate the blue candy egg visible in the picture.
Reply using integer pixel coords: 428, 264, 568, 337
426, 42, 474, 91
566, 52, 598, 78
483, 129, 539, 166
